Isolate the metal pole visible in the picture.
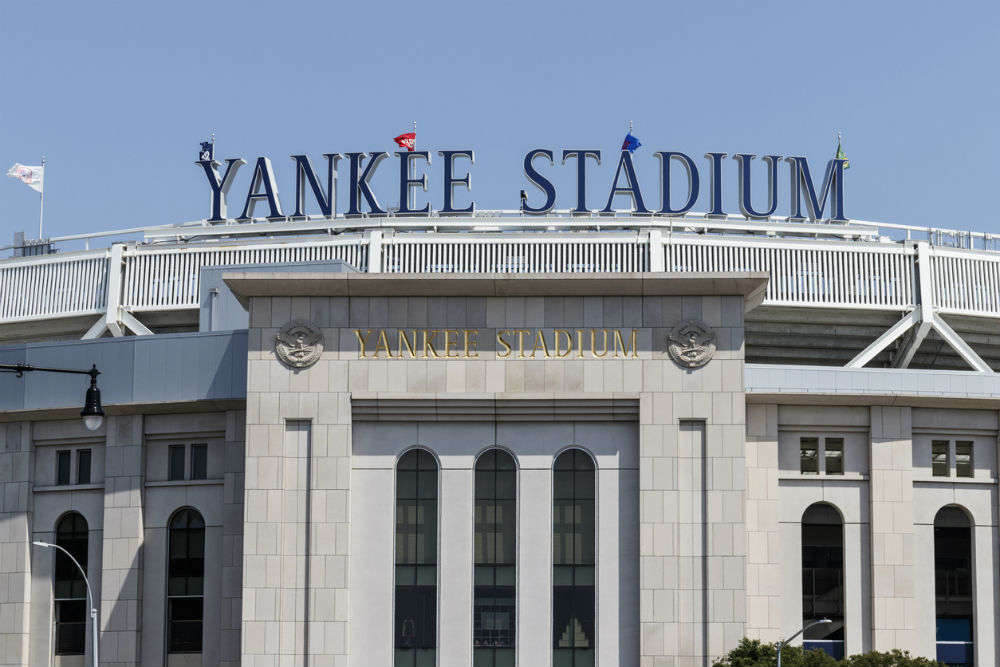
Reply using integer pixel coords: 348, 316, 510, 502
34, 542, 98, 667
39, 156, 45, 239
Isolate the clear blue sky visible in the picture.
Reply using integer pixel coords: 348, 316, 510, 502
1, 1, 998, 244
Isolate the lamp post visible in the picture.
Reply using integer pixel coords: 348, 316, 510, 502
0, 363, 104, 430
777, 618, 832, 667
33, 540, 99, 667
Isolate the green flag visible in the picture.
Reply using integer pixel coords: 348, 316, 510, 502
835, 138, 850, 169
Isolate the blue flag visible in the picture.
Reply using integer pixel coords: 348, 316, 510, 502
622, 133, 641, 153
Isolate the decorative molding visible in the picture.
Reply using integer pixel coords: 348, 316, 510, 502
667, 319, 716, 368
274, 319, 324, 369
352, 397, 639, 422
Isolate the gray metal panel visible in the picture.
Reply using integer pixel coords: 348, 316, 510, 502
199, 259, 356, 331
0, 330, 247, 412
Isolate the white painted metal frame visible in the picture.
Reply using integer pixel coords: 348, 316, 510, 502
0, 222, 997, 373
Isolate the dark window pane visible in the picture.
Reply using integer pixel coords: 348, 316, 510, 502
55, 600, 87, 654
168, 509, 205, 653
396, 450, 438, 654
934, 509, 973, 662
190, 444, 208, 480
955, 442, 973, 478
824, 438, 843, 475
800, 438, 818, 474
57, 450, 71, 485
76, 449, 92, 485
802, 505, 844, 639
169, 445, 186, 481
553, 450, 595, 664
475, 450, 516, 656
932, 441, 949, 477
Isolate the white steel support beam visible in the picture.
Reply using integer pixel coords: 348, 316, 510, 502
892, 319, 932, 369
82, 243, 153, 339
846, 310, 919, 368
367, 230, 383, 273
648, 229, 665, 272
931, 316, 993, 373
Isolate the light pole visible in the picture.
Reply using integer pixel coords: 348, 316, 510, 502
0, 363, 104, 430
777, 618, 832, 667
33, 540, 99, 667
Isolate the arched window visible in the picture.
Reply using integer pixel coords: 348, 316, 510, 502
474, 449, 517, 667
167, 508, 205, 655
54, 512, 88, 656
801, 503, 844, 659
553, 449, 595, 667
935, 506, 973, 667
395, 449, 438, 667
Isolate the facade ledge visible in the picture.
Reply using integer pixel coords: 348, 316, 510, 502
145, 478, 224, 488
33, 483, 104, 493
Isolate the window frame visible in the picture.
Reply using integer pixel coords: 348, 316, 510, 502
53, 512, 89, 656
799, 437, 819, 475
76, 449, 92, 485
955, 441, 974, 479
823, 438, 844, 475
932, 440, 950, 477
552, 448, 597, 667
166, 507, 206, 655
56, 449, 72, 486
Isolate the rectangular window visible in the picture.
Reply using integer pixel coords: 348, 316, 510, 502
932, 441, 950, 477
56, 450, 72, 486
800, 438, 819, 474
955, 441, 973, 478
76, 449, 92, 485
190, 444, 208, 480
824, 438, 844, 475
168, 445, 186, 481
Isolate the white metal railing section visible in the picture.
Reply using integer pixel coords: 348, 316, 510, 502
121, 238, 369, 311
930, 248, 1000, 317
381, 235, 650, 274
664, 238, 917, 309
0, 251, 108, 323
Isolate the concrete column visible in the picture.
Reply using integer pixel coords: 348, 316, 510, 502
220, 409, 245, 667
517, 466, 552, 667
100, 415, 145, 667
744, 404, 781, 642
973, 523, 996, 665
438, 465, 473, 667
868, 406, 916, 653
0, 423, 31, 667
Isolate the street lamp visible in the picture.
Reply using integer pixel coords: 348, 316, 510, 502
32, 540, 99, 667
777, 618, 832, 667
0, 363, 104, 430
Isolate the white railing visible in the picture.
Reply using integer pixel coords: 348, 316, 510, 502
121, 237, 369, 311
0, 251, 108, 323
382, 234, 650, 274
930, 247, 1000, 317
664, 237, 916, 309
1, 229, 999, 330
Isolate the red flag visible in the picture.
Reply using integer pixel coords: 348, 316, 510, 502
393, 132, 416, 151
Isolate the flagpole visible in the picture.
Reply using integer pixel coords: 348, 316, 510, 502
38, 155, 45, 239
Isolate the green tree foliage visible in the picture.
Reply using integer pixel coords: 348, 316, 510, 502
712, 638, 942, 667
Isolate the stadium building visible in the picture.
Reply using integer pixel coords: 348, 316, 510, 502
1, 148, 999, 667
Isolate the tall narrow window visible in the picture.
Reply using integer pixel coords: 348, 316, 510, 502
56, 450, 72, 485
801, 503, 845, 659
168, 445, 186, 481
395, 449, 438, 667
800, 437, 819, 474
167, 508, 205, 655
824, 438, 844, 475
955, 442, 973, 478
77, 449, 92, 485
932, 440, 950, 477
935, 507, 973, 667
553, 449, 595, 667
54, 512, 88, 656
474, 450, 516, 667
190, 443, 208, 480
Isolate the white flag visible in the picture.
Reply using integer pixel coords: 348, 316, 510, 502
7, 163, 44, 193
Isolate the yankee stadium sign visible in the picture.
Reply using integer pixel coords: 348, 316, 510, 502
197, 146, 847, 223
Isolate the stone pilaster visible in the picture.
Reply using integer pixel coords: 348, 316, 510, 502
0, 423, 31, 667
743, 404, 781, 642
868, 406, 915, 651
100, 415, 144, 667
221, 409, 246, 667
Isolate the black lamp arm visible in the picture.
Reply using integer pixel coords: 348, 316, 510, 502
0, 363, 100, 380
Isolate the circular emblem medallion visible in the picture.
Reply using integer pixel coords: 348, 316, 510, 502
667, 319, 717, 369
274, 320, 324, 369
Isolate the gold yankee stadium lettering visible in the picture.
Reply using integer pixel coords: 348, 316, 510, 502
352, 328, 639, 359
